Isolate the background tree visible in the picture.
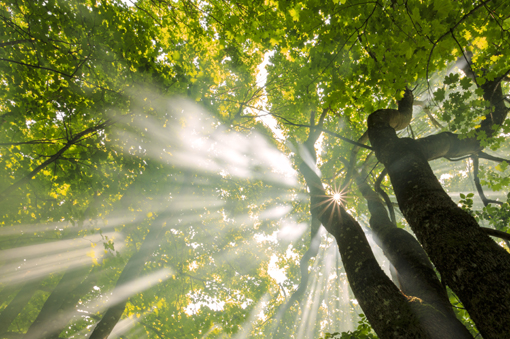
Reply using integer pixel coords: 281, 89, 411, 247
0, 0, 509, 338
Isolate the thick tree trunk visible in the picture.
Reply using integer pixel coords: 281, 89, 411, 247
300, 162, 429, 338
357, 180, 473, 338
88, 219, 167, 339
368, 123, 510, 338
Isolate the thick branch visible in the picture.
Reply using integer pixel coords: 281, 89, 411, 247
343, 88, 414, 190
417, 75, 509, 160
482, 227, 510, 241
478, 151, 510, 163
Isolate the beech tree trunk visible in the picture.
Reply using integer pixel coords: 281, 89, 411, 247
357, 179, 472, 338
300, 159, 429, 338
46, 267, 101, 339
368, 123, 510, 339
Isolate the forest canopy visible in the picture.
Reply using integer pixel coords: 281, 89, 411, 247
0, 0, 509, 338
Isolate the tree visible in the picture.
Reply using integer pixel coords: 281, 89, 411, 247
0, 0, 509, 338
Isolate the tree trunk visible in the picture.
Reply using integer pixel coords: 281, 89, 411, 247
300, 162, 430, 338
0, 285, 21, 308
368, 123, 510, 339
46, 267, 100, 339
88, 219, 167, 339
357, 179, 473, 338
23, 265, 91, 339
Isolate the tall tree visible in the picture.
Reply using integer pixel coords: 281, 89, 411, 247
0, 0, 509, 338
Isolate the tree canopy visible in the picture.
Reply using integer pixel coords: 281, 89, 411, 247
0, 0, 509, 338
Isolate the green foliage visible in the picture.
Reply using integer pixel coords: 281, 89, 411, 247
0, 0, 508, 337
460, 192, 510, 232
322, 314, 378, 339
459, 193, 475, 212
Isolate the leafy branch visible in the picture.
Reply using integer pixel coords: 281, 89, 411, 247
0, 119, 114, 202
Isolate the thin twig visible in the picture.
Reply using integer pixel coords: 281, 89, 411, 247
425, 0, 492, 96
277, 116, 373, 150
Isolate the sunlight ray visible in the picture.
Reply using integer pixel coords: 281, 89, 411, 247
108, 316, 144, 339
0, 215, 134, 237
293, 248, 322, 339
117, 103, 297, 187
231, 293, 270, 339
0, 232, 123, 284
0, 233, 120, 261
1, 249, 98, 285
27, 269, 173, 339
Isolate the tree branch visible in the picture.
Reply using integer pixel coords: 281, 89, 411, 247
478, 152, 510, 163
0, 39, 35, 48
0, 58, 73, 78
472, 156, 503, 207
482, 227, 510, 241
0, 119, 114, 202
374, 169, 396, 225
426, 0, 492, 95
277, 115, 373, 149
0, 139, 64, 147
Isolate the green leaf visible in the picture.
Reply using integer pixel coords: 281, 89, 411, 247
459, 77, 471, 90
475, 87, 485, 97
444, 73, 459, 85
434, 88, 446, 102
496, 161, 508, 172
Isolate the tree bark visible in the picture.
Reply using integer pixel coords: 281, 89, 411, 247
366, 73, 510, 338
0, 285, 21, 309
368, 122, 510, 339
357, 179, 473, 338
300, 162, 429, 338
